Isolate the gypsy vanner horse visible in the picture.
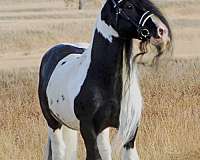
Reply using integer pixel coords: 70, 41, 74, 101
38, 0, 172, 159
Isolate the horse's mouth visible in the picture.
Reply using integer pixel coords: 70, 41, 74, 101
150, 37, 163, 46
150, 27, 170, 48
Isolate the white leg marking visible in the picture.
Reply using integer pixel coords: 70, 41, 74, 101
49, 127, 66, 160
121, 145, 139, 160
62, 126, 78, 160
97, 128, 112, 160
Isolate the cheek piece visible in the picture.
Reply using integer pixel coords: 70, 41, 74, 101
110, 0, 154, 40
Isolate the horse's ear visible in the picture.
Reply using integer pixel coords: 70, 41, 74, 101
102, 0, 107, 5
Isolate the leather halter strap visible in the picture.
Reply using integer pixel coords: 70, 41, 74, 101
110, 0, 154, 40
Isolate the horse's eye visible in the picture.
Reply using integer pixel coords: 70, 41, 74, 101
127, 5, 133, 9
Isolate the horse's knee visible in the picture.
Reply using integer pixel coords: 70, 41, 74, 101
97, 128, 112, 160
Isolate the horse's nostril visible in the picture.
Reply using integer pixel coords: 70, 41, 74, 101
158, 27, 164, 37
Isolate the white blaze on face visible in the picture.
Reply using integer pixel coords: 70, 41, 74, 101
150, 15, 170, 46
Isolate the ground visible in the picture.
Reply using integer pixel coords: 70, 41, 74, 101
0, 0, 200, 160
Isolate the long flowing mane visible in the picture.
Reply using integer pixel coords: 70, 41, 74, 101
116, 1, 173, 152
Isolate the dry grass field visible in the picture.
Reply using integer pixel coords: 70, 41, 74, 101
0, 0, 200, 160
0, 59, 200, 160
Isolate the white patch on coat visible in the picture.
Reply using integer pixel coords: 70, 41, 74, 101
46, 45, 92, 130
97, 128, 112, 160
96, 15, 119, 42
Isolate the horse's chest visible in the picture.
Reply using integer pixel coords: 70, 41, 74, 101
46, 53, 91, 130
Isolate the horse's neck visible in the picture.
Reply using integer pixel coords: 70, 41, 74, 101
89, 29, 124, 79
87, 13, 142, 146
87, 15, 137, 89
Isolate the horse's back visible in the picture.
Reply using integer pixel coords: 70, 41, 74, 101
40, 43, 87, 82
39, 43, 89, 130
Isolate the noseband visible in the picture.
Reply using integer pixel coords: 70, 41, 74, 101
111, 0, 154, 40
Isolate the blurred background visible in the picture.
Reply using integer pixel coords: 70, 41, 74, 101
0, 0, 199, 68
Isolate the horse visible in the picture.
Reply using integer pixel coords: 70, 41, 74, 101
38, 0, 172, 160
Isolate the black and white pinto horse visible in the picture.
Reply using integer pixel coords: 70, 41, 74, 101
38, 0, 172, 159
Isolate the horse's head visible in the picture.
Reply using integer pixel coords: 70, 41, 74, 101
101, 0, 172, 61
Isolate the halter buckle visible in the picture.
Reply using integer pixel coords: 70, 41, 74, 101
138, 27, 151, 40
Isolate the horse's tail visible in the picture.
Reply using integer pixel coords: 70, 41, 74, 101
44, 135, 52, 160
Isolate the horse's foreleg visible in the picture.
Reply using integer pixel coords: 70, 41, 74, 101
48, 126, 66, 160
97, 128, 112, 160
121, 127, 139, 160
80, 120, 102, 160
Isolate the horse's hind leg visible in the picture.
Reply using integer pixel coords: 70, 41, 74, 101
97, 128, 112, 160
48, 126, 66, 160
62, 126, 78, 160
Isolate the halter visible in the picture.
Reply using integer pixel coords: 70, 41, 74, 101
110, 0, 154, 40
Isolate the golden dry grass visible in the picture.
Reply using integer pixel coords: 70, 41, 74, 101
0, 58, 200, 160
138, 58, 200, 160
0, 69, 46, 160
